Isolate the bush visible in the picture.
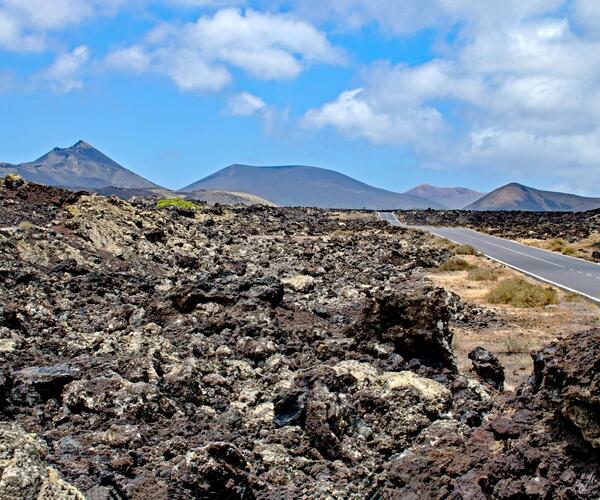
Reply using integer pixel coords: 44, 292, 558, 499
156, 198, 199, 210
454, 244, 478, 255
436, 258, 476, 272
437, 238, 457, 250
486, 278, 559, 308
467, 267, 499, 281
561, 246, 576, 256
546, 238, 566, 252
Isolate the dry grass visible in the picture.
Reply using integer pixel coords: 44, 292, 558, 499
467, 267, 499, 282
436, 257, 476, 272
546, 238, 566, 251
502, 335, 531, 355
454, 244, 478, 255
427, 253, 599, 390
520, 236, 598, 261
330, 211, 376, 221
486, 278, 559, 308
436, 237, 458, 250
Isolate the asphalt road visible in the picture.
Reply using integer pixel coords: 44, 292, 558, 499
378, 211, 600, 304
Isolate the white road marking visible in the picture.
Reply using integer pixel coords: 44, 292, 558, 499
461, 227, 600, 268
434, 228, 568, 269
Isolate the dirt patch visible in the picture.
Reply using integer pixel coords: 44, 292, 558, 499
428, 253, 599, 390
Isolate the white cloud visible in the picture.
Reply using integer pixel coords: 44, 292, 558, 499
224, 91, 288, 134
106, 8, 343, 91
574, 0, 600, 37
304, 5, 600, 193
304, 88, 443, 145
0, 0, 126, 52
225, 91, 267, 116
105, 45, 151, 73
274, 0, 564, 34
39, 45, 90, 92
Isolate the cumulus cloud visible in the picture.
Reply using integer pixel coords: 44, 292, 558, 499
39, 45, 90, 92
304, 4, 600, 193
105, 8, 343, 91
0, 0, 127, 52
272, 0, 564, 34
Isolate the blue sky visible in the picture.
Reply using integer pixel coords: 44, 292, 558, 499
1, 0, 600, 194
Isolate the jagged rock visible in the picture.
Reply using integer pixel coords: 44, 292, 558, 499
398, 207, 600, 242
353, 288, 457, 371
0, 422, 85, 499
4, 174, 25, 189
281, 275, 315, 292
0, 181, 597, 497
468, 347, 505, 389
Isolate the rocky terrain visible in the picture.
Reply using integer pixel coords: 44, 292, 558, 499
397, 208, 600, 243
1, 176, 599, 499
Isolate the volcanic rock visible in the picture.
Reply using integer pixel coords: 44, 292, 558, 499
468, 347, 505, 390
0, 177, 598, 498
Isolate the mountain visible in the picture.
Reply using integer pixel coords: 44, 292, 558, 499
405, 183, 486, 209
181, 164, 442, 209
465, 183, 600, 212
0, 140, 158, 189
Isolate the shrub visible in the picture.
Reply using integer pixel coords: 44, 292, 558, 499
564, 292, 582, 303
436, 258, 476, 272
454, 244, 478, 255
486, 278, 559, 308
156, 198, 199, 210
546, 238, 566, 252
437, 237, 457, 250
561, 246, 576, 256
467, 267, 499, 281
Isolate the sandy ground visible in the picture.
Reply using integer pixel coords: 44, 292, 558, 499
428, 253, 600, 391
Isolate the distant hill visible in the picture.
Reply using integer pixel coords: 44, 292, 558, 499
0, 141, 158, 189
405, 183, 486, 209
466, 183, 600, 212
181, 164, 441, 209
184, 189, 275, 206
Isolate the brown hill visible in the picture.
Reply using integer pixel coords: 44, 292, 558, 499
466, 183, 600, 212
0, 140, 158, 190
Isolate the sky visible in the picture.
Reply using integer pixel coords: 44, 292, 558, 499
1, 0, 600, 194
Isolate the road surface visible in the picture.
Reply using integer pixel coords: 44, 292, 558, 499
378, 211, 600, 304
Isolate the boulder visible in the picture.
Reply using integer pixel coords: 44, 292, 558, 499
468, 347, 505, 389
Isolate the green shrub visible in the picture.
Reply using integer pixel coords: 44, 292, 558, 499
454, 244, 478, 255
156, 198, 199, 210
467, 267, 499, 281
486, 278, 559, 308
561, 246, 576, 256
436, 258, 476, 272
